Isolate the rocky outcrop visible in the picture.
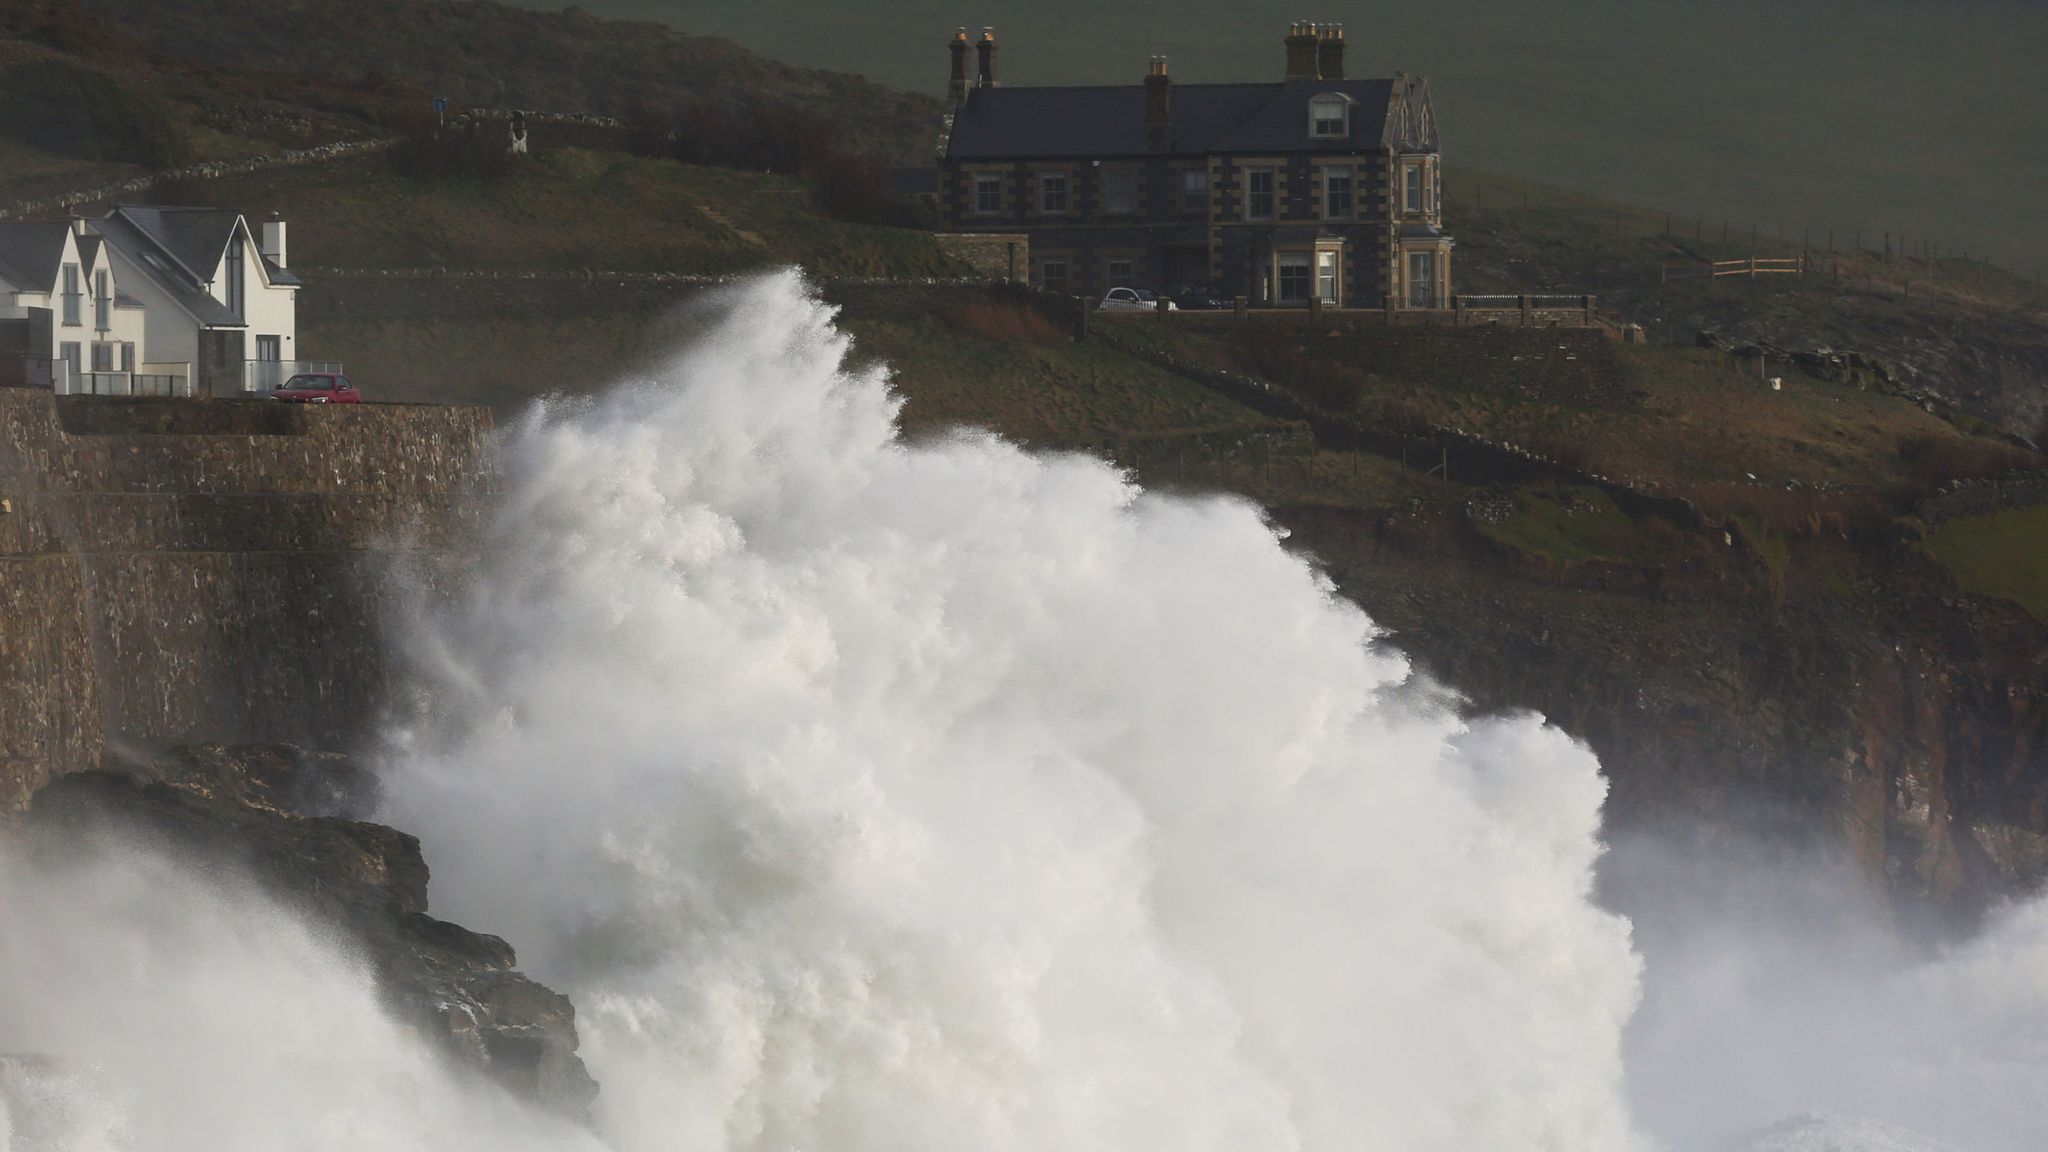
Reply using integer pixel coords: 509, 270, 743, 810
12, 745, 597, 1118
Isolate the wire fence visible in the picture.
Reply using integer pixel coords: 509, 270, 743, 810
1443, 184, 2044, 287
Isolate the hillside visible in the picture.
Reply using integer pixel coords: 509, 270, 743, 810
7, 0, 2044, 930
75, 0, 941, 160
0, 0, 942, 213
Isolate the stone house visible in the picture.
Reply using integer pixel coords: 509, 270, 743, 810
939, 23, 1453, 310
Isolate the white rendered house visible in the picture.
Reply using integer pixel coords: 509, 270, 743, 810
93, 206, 304, 396
0, 219, 155, 393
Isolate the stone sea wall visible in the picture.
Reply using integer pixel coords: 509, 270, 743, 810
0, 391, 494, 809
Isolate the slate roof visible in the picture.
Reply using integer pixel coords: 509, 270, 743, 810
110, 206, 240, 283
946, 79, 1396, 159
94, 209, 243, 328
0, 223, 71, 292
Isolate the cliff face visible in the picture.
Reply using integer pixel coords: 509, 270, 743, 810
1277, 491, 2048, 930
0, 391, 493, 810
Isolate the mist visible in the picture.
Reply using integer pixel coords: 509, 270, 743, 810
1609, 833, 2048, 1152
0, 837, 604, 1152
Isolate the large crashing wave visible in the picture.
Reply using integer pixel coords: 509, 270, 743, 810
381, 270, 1645, 1152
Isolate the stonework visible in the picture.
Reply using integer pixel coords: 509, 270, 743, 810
0, 391, 494, 809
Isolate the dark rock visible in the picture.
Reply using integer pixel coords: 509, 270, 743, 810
16, 752, 598, 1119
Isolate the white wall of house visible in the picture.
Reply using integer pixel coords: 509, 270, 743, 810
97, 244, 202, 368
81, 244, 150, 372
202, 225, 297, 363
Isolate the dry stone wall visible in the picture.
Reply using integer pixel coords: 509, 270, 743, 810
0, 391, 494, 809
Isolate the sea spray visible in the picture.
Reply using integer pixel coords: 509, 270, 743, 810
0, 841, 604, 1152
383, 270, 1646, 1152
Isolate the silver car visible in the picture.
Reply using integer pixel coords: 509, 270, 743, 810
1099, 287, 1178, 312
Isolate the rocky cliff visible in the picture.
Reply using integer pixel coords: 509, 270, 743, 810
12, 743, 597, 1115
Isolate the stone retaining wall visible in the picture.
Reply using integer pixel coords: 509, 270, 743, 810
0, 390, 495, 809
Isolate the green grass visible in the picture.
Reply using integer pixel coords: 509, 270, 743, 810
1922, 507, 2048, 623
196, 149, 968, 280
1476, 484, 1640, 566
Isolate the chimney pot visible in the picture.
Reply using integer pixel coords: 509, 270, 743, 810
261, 218, 288, 270
976, 26, 1000, 89
1284, 20, 1321, 81
948, 27, 971, 104
1317, 20, 1346, 79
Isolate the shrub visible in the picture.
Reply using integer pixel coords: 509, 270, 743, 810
1231, 328, 1366, 412
675, 100, 836, 175
947, 299, 1066, 345
388, 113, 514, 182
1896, 432, 2048, 488
0, 58, 189, 169
621, 94, 672, 159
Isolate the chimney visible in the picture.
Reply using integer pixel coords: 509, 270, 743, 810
261, 214, 288, 270
1317, 23, 1345, 80
1284, 21, 1321, 81
976, 27, 999, 89
1144, 56, 1172, 153
948, 27, 971, 104
68, 206, 86, 237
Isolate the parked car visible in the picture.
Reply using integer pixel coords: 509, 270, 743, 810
1098, 287, 1177, 312
1168, 283, 1233, 310
270, 372, 361, 403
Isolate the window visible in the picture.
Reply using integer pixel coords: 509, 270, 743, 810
975, 174, 1003, 214
1039, 172, 1069, 214
1039, 259, 1070, 291
1181, 168, 1209, 213
1405, 164, 1425, 213
1310, 94, 1350, 138
1245, 168, 1276, 220
1108, 259, 1135, 289
61, 264, 81, 326
256, 335, 282, 362
60, 342, 80, 375
1408, 252, 1438, 307
1324, 166, 1353, 219
1277, 253, 1312, 302
1317, 250, 1339, 303
225, 239, 244, 318
94, 270, 110, 331
1104, 169, 1136, 215
91, 343, 114, 371
121, 343, 135, 372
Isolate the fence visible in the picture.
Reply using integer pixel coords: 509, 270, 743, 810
1443, 184, 2043, 286
1090, 294, 1609, 331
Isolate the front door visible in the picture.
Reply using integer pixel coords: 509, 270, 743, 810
197, 329, 246, 398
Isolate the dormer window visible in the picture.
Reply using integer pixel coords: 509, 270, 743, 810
1309, 93, 1351, 138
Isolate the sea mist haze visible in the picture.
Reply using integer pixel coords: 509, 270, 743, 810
2, 274, 2046, 1150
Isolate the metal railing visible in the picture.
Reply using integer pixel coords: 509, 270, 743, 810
245, 359, 342, 392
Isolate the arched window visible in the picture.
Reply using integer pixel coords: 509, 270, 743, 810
1309, 93, 1351, 139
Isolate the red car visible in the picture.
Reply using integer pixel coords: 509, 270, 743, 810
270, 371, 362, 403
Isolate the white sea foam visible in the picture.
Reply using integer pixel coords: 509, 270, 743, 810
381, 270, 1644, 1152
0, 841, 603, 1152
